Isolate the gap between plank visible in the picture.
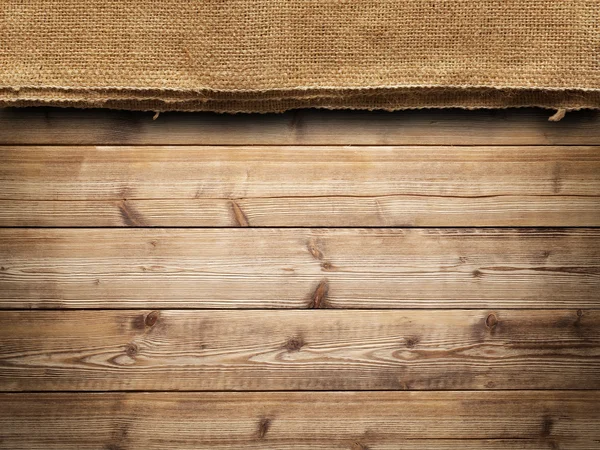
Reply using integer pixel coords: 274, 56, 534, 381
2, 389, 599, 394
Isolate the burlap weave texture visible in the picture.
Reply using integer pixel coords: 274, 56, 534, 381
1, 0, 598, 112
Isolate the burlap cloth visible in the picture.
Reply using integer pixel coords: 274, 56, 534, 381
1, 1, 598, 113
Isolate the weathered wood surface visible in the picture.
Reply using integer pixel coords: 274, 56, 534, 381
0, 392, 598, 449
1, 107, 600, 145
1, 228, 599, 309
0, 310, 597, 391
2, 146, 600, 227
1, 107, 599, 447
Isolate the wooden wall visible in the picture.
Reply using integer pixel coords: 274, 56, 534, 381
0, 107, 599, 449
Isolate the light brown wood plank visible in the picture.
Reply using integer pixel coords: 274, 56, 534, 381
1, 108, 600, 146
1, 391, 598, 449
0, 310, 598, 391
2, 146, 600, 227
1, 228, 599, 309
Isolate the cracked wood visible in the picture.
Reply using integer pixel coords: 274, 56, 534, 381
1, 146, 600, 226
1, 107, 600, 449
1, 228, 599, 309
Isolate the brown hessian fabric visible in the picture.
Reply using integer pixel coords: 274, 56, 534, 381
1, 1, 598, 113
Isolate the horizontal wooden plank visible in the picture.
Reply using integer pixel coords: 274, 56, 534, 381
1, 228, 599, 309
1, 107, 600, 146
1, 146, 600, 226
0, 310, 598, 391
1, 391, 598, 449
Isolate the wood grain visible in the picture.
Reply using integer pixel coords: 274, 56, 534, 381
0, 309, 598, 391
1, 107, 599, 145
2, 146, 600, 226
1, 228, 599, 309
1, 107, 599, 446
1, 391, 598, 449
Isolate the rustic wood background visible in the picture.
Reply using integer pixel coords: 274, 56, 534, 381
0, 107, 599, 449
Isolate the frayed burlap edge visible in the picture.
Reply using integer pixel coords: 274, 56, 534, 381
1, 87, 599, 114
